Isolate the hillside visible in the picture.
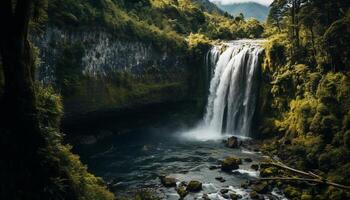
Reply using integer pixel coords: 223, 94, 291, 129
212, 2, 270, 21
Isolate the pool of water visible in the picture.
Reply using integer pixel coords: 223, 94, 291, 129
74, 127, 287, 199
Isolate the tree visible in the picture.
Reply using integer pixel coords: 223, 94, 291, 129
0, 0, 77, 199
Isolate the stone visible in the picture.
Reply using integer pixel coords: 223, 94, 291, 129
186, 180, 202, 192
240, 182, 248, 189
160, 175, 177, 187
230, 193, 242, 200
250, 191, 263, 199
244, 158, 253, 162
215, 177, 226, 182
220, 189, 229, 194
176, 186, 188, 199
251, 164, 259, 171
252, 181, 268, 194
221, 156, 242, 172
225, 136, 240, 148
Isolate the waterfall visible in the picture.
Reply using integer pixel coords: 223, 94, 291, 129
203, 40, 264, 138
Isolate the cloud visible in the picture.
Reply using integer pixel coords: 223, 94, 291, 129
209, 0, 273, 6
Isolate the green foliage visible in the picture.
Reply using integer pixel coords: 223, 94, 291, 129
47, 0, 264, 47
266, 0, 350, 70
36, 84, 114, 200
187, 33, 211, 60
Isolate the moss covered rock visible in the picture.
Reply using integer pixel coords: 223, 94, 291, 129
176, 186, 188, 199
252, 181, 269, 194
160, 176, 177, 187
186, 180, 202, 192
221, 156, 242, 172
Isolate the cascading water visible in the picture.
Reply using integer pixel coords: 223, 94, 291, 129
184, 40, 264, 140
204, 40, 264, 138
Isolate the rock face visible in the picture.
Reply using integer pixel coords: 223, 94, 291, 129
221, 156, 242, 172
34, 27, 205, 117
186, 180, 202, 192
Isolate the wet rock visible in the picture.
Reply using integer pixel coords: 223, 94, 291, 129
221, 156, 242, 172
222, 193, 230, 199
186, 180, 202, 192
160, 175, 176, 187
244, 158, 253, 162
178, 181, 187, 187
176, 186, 188, 199
251, 164, 259, 171
220, 188, 229, 194
225, 136, 240, 148
215, 177, 226, 182
230, 193, 242, 200
202, 194, 211, 200
240, 182, 248, 189
209, 165, 220, 170
252, 181, 268, 194
250, 191, 263, 200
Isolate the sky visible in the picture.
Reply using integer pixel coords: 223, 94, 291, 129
209, 0, 274, 6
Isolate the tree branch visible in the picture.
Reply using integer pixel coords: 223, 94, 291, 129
260, 158, 350, 191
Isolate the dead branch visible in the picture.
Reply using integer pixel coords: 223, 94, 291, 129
259, 157, 350, 191
260, 177, 350, 191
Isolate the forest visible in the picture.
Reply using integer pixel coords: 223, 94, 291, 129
0, 0, 349, 200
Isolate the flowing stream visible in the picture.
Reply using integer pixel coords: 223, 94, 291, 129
74, 40, 288, 200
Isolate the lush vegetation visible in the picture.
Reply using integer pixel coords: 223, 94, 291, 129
259, 0, 350, 199
37, 85, 115, 200
48, 0, 265, 44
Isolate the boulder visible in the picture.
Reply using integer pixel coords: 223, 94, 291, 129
176, 186, 188, 199
220, 189, 229, 194
250, 191, 263, 199
221, 156, 242, 172
230, 193, 242, 200
252, 181, 268, 194
250, 164, 259, 171
160, 175, 177, 187
186, 180, 202, 192
225, 136, 240, 148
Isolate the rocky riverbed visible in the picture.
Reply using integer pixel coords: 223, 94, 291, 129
74, 128, 288, 200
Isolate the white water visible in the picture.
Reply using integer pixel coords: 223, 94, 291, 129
184, 40, 264, 141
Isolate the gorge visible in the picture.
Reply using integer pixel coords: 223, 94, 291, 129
1, 0, 350, 200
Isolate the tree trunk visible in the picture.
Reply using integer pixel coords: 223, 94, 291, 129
0, 0, 53, 199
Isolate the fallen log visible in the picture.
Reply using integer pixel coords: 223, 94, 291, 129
260, 177, 350, 191
259, 157, 350, 191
